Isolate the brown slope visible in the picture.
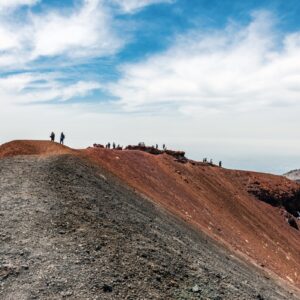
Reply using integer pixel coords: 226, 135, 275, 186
1, 141, 300, 289
1, 153, 298, 299
0, 140, 76, 158
84, 147, 300, 288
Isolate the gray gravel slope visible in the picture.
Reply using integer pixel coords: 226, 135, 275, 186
0, 155, 297, 300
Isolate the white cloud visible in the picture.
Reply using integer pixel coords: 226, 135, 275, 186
0, 0, 38, 10
0, 0, 174, 68
111, 0, 172, 13
0, 0, 123, 69
31, 0, 122, 59
0, 0, 176, 69
0, 0, 174, 104
0, 27, 20, 50
0, 72, 101, 104
108, 11, 300, 114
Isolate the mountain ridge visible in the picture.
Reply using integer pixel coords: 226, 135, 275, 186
1, 140, 300, 294
1, 153, 298, 299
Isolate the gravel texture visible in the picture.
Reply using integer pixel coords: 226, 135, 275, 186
0, 154, 297, 299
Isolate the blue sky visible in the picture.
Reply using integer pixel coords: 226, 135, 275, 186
1, 0, 300, 174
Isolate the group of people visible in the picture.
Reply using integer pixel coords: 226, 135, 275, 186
155, 144, 167, 150
103, 142, 167, 151
139, 142, 166, 150
50, 134, 222, 166
105, 142, 122, 150
203, 157, 222, 167
50, 132, 65, 145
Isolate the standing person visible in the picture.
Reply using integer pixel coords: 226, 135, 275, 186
50, 132, 55, 142
60, 132, 65, 145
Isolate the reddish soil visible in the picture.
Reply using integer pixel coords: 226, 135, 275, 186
0, 140, 75, 158
1, 140, 300, 290
84, 147, 300, 288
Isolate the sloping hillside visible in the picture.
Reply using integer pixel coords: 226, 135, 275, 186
1, 140, 300, 297
85, 147, 300, 288
1, 153, 296, 299
0, 140, 75, 158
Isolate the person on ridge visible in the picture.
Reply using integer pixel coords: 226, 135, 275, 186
50, 132, 55, 142
60, 132, 65, 145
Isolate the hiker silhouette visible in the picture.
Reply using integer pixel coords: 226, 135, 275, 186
50, 132, 55, 142
60, 132, 65, 145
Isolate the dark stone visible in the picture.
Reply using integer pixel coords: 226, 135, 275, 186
102, 284, 113, 293
288, 217, 299, 230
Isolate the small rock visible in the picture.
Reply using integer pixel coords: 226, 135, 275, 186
100, 175, 107, 180
103, 284, 113, 293
192, 284, 201, 293
60, 290, 73, 297
21, 264, 29, 270
287, 216, 299, 230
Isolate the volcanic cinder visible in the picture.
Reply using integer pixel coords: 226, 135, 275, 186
0, 140, 299, 299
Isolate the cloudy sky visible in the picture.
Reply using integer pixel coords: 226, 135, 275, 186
1, 0, 300, 174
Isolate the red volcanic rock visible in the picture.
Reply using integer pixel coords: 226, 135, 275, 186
125, 145, 186, 161
85, 146, 300, 287
245, 174, 300, 218
2, 140, 300, 289
164, 149, 186, 162
125, 145, 163, 155
164, 149, 185, 157
287, 215, 299, 230
0, 140, 75, 158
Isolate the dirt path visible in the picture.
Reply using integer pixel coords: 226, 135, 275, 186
0, 155, 297, 299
